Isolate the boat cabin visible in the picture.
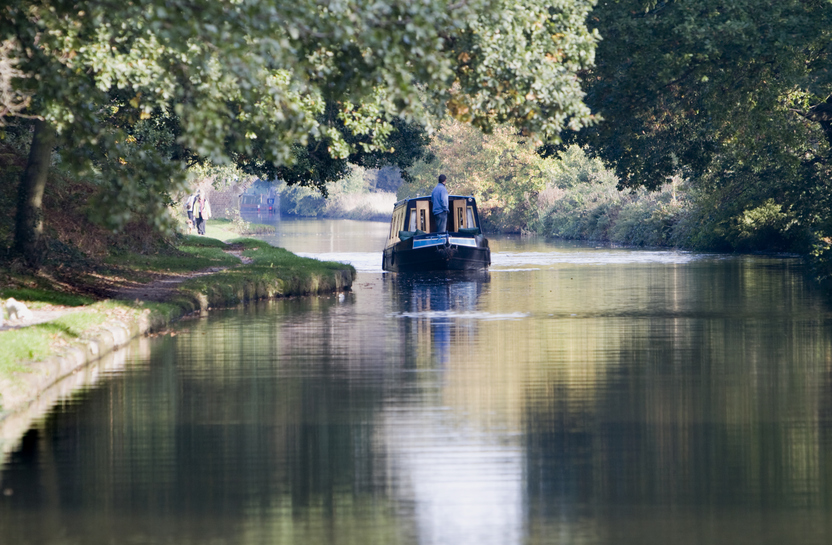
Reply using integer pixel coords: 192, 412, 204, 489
386, 195, 481, 245
382, 195, 490, 272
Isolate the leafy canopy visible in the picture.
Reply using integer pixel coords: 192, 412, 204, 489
404, 119, 559, 232
2, 0, 599, 228
574, 0, 832, 190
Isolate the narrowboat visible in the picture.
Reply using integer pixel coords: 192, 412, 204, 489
382, 195, 491, 272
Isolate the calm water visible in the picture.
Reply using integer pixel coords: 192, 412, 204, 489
3, 219, 832, 545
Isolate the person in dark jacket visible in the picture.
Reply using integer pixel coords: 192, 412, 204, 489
185, 193, 197, 233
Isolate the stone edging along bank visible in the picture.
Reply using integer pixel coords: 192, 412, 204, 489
0, 263, 356, 454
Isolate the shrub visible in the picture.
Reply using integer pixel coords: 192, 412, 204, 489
727, 199, 800, 252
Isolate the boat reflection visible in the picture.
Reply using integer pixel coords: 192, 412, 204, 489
386, 272, 490, 368
382, 272, 524, 545
239, 209, 280, 225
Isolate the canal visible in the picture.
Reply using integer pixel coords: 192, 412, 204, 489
2, 218, 832, 545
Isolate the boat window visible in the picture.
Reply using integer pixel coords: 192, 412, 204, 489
390, 208, 406, 240
457, 206, 465, 231
419, 209, 427, 232
467, 207, 476, 227
409, 208, 417, 231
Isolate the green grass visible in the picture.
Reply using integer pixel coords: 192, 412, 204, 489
204, 219, 242, 242
0, 305, 115, 372
0, 287, 94, 308
105, 236, 240, 274
244, 222, 276, 235
203, 219, 276, 239
0, 238, 354, 387
239, 238, 348, 270
180, 234, 231, 248
176, 238, 355, 304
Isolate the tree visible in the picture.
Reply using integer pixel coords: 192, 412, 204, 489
233, 106, 432, 196
1, 0, 599, 266
575, 1, 830, 182
569, 0, 832, 253
403, 119, 554, 232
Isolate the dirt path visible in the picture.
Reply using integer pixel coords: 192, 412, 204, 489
113, 249, 253, 302
111, 266, 228, 303
1, 250, 246, 331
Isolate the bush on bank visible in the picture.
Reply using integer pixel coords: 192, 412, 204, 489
276, 166, 396, 222
533, 173, 809, 253
532, 174, 687, 247
400, 121, 811, 254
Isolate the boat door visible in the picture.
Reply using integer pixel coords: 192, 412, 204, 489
411, 200, 430, 232
452, 199, 467, 231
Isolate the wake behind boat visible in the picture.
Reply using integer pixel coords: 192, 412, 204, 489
382, 195, 491, 272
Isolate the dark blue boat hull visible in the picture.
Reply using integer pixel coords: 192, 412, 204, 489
382, 234, 491, 272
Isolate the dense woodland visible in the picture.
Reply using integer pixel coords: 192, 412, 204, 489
2, 1, 832, 279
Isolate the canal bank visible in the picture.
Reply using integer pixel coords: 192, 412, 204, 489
0, 237, 355, 455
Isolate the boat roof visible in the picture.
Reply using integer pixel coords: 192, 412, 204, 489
392, 195, 478, 208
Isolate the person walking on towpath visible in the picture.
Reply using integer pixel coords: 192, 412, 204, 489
194, 192, 212, 235
185, 192, 197, 233
431, 174, 449, 232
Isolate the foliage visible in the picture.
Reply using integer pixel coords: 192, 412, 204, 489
237, 114, 432, 196
536, 163, 809, 252
563, 0, 831, 256
538, 171, 691, 247
186, 162, 252, 192
401, 125, 622, 233
1, 0, 600, 253
402, 119, 556, 232
575, 0, 831, 184
368, 166, 405, 193
276, 164, 395, 221
727, 200, 799, 252
322, 192, 397, 222
0, 38, 29, 121
541, 144, 618, 189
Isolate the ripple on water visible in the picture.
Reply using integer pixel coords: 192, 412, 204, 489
491, 249, 704, 268
300, 248, 709, 274
388, 310, 530, 321
297, 251, 382, 272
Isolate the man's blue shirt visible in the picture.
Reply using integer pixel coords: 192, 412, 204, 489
431, 183, 449, 215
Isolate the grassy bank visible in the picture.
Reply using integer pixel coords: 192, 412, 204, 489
165, 238, 355, 313
0, 235, 355, 416
198, 218, 277, 241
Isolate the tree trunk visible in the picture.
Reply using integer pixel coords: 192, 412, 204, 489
14, 119, 56, 268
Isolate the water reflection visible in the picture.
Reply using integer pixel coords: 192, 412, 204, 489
3, 231, 832, 545
388, 273, 490, 367
0, 298, 405, 545
381, 272, 523, 545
